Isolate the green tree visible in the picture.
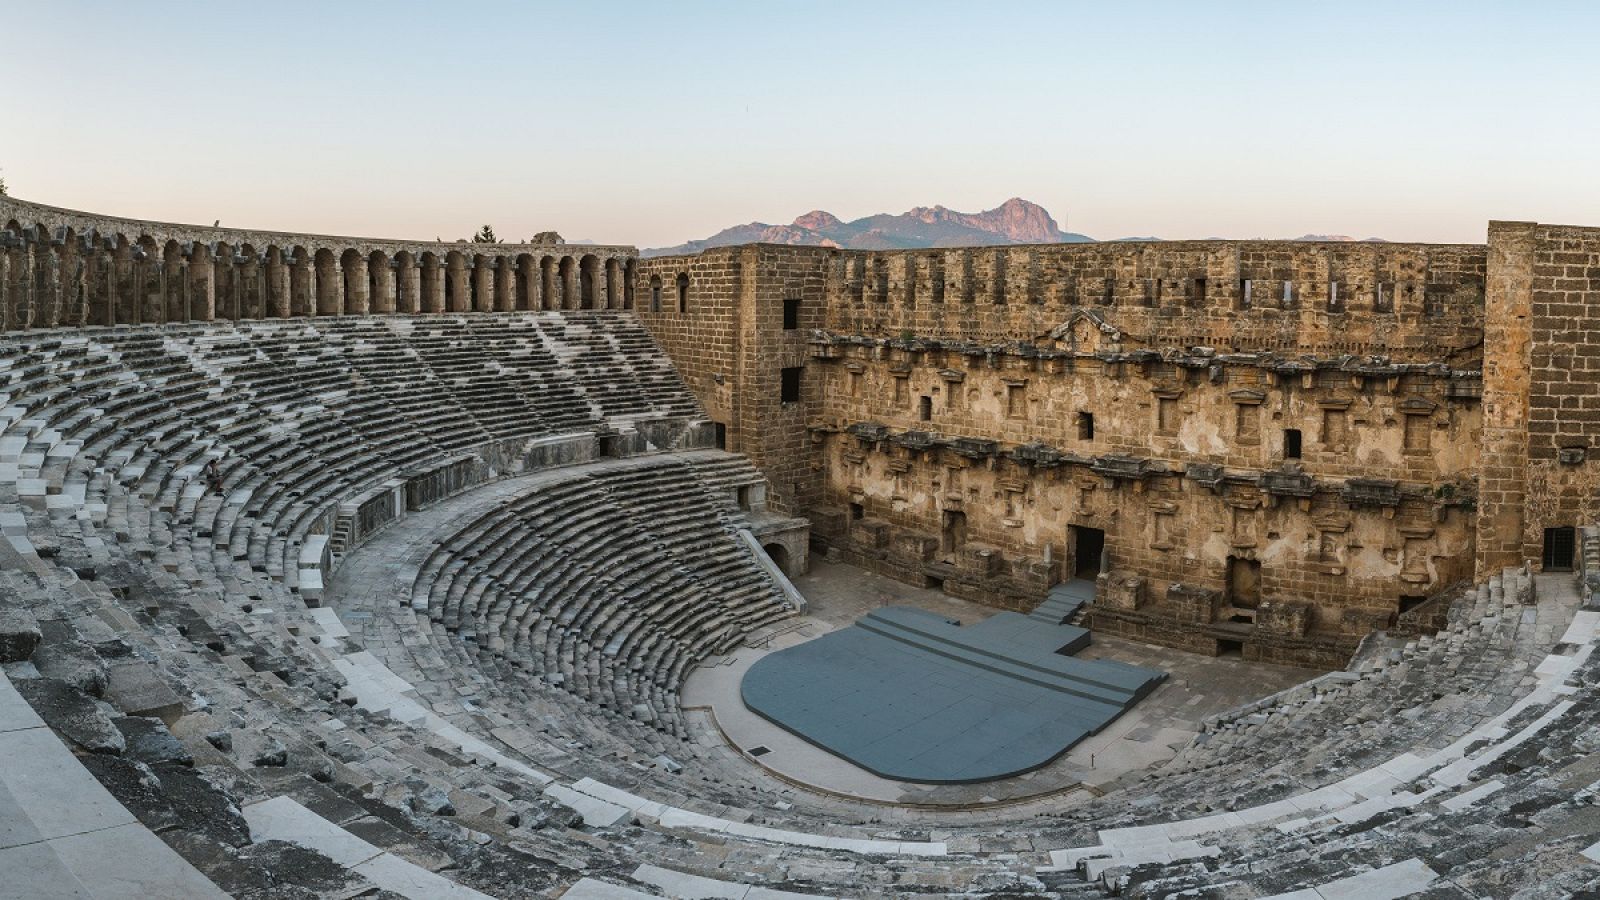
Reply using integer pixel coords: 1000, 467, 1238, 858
0, 170, 7, 196
471, 225, 497, 244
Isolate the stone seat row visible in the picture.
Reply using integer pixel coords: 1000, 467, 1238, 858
412, 454, 793, 737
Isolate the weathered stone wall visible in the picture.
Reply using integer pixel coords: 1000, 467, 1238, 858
636, 246, 829, 514
823, 242, 1486, 360
1479, 221, 1600, 570
808, 339, 1480, 631
638, 239, 1495, 665
0, 194, 636, 328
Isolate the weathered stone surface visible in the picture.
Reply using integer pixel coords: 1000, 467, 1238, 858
103, 659, 184, 726
0, 608, 41, 662
14, 678, 125, 755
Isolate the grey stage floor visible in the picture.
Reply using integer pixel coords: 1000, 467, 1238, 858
740, 606, 1164, 783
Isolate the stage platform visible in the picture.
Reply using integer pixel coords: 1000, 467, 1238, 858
740, 605, 1165, 783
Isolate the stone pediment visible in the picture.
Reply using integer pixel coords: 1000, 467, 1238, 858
1041, 310, 1124, 354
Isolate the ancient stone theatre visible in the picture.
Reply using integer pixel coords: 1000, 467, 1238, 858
1, 190, 1599, 898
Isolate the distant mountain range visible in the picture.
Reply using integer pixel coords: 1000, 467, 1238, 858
642, 199, 1386, 256
643, 198, 1091, 257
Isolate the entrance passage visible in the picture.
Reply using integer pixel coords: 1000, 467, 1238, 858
1226, 556, 1262, 609
1071, 526, 1105, 578
763, 542, 791, 576
1543, 526, 1576, 572
942, 510, 967, 554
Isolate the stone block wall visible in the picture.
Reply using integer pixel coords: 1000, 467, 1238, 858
1480, 221, 1600, 570
636, 246, 830, 514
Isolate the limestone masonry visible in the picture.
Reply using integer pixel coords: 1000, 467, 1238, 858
4, 193, 1600, 898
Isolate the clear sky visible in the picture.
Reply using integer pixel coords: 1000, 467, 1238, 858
2, 1, 1597, 248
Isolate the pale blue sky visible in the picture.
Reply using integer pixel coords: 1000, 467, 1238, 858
2, 1, 1596, 247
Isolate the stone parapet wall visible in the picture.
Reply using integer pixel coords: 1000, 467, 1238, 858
0, 194, 637, 327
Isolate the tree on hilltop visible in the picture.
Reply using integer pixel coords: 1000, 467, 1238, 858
471, 225, 498, 244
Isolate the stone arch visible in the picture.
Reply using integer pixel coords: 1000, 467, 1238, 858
604, 257, 623, 309
238, 243, 265, 320
286, 245, 312, 317
133, 236, 161, 325
365, 250, 390, 314
420, 251, 444, 313
391, 250, 417, 314
339, 248, 366, 314
539, 256, 558, 310
161, 239, 185, 324
676, 272, 690, 313
623, 258, 637, 310
313, 247, 340, 316
558, 255, 577, 309
492, 256, 514, 312
762, 542, 792, 576
515, 254, 537, 311
445, 250, 468, 312
579, 254, 599, 309
649, 274, 663, 312
469, 253, 492, 312
260, 245, 287, 319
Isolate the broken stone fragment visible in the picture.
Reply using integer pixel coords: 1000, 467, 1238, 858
251, 741, 288, 768
410, 786, 456, 816
15, 677, 126, 755
31, 640, 110, 697
204, 730, 233, 752
0, 608, 41, 662
114, 715, 193, 767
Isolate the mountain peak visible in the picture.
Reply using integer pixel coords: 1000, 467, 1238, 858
645, 199, 1091, 256
792, 210, 842, 231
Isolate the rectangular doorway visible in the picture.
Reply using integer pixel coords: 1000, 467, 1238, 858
1070, 525, 1105, 578
1543, 526, 1576, 572
941, 510, 967, 554
1226, 556, 1262, 609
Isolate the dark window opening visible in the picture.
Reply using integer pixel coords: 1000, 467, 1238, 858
1399, 594, 1429, 614
919, 395, 933, 421
1238, 278, 1252, 310
676, 272, 690, 312
1216, 639, 1245, 658
849, 502, 865, 521
1284, 428, 1302, 459
712, 422, 727, 449
782, 297, 801, 330
649, 275, 662, 312
1076, 411, 1095, 441
1101, 278, 1115, 305
780, 366, 802, 403
1375, 282, 1394, 313
1327, 281, 1344, 313
1071, 525, 1105, 578
1543, 526, 1576, 571
1191, 277, 1207, 307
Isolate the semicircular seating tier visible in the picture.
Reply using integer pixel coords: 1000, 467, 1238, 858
1, 309, 1599, 898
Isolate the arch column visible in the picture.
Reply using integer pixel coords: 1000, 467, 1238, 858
40, 245, 61, 329
371, 257, 395, 313
473, 256, 494, 312
447, 256, 469, 312
269, 253, 290, 318
495, 258, 514, 311
395, 258, 419, 313
316, 258, 343, 316
342, 255, 368, 315
0, 245, 12, 331
189, 249, 215, 321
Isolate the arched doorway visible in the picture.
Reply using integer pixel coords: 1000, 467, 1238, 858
763, 542, 792, 576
